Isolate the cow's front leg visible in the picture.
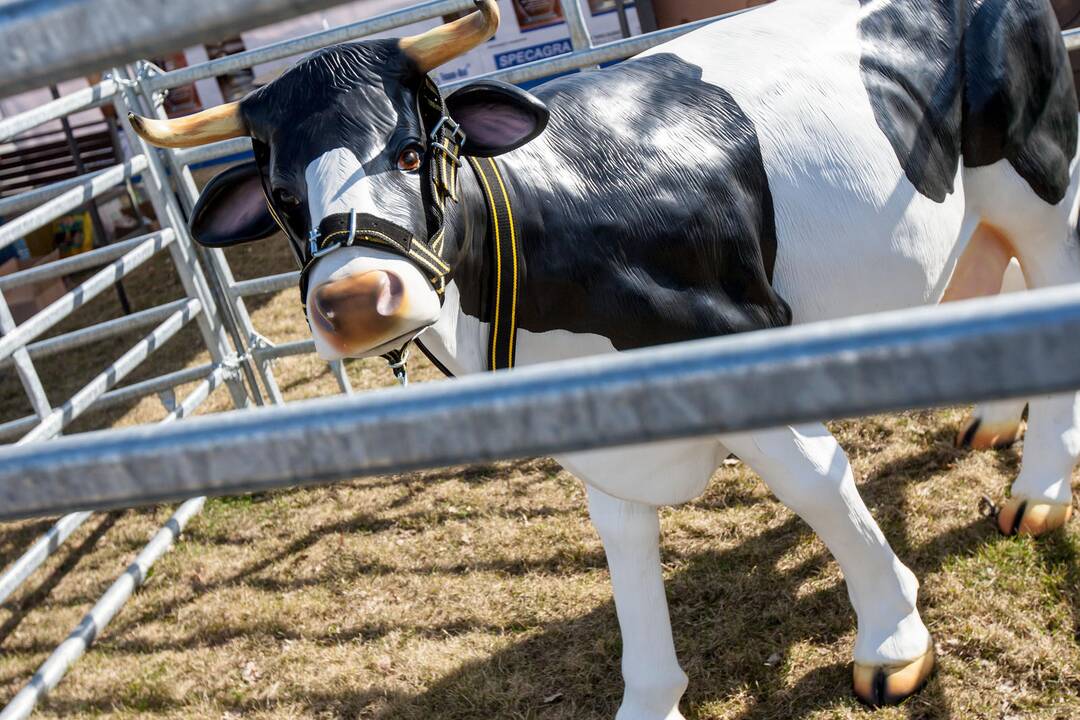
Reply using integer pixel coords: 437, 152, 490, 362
721, 425, 934, 706
587, 486, 688, 720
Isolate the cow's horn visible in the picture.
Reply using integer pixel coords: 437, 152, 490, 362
127, 101, 246, 149
400, 0, 500, 73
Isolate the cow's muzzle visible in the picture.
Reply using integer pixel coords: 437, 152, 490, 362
310, 269, 410, 353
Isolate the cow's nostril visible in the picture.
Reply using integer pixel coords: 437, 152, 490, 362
311, 270, 407, 349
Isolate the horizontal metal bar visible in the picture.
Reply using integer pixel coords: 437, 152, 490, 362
0, 168, 116, 219
229, 270, 299, 298
252, 337, 315, 360
0, 0, 405, 98
0, 362, 219, 444
0, 229, 174, 361
92, 361, 217, 412
1066, 27, 1080, 51
0, 231, 169, 292
0, 367, 221, 708
1, 298, 193, 368
0, 416, 37, 443
0, 156, 149, 252
174, 137, 251, 168
173, 14, 734, 169
4, 284, 1080, 520
445, 15, 720, 91
0, 81, 118, 143
0, 497, 203, 720
143, 0, 476, 93
160, 365, 227, 423
17, 298, 202, 445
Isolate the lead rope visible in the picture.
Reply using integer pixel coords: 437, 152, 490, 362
384, 345, 410, 387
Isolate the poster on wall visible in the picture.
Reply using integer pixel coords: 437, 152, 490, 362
432, 0, 641, 85
241, 0, 640, 88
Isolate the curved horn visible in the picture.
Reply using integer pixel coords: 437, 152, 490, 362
400, 0, 500, 73
127, 101, 246, 149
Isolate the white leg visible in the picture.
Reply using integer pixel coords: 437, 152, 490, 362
1000, 242, 1080, 534
964, 158, 1080, 534
945, 240, 1028, 449
587, 486, 687, 720
960, 257, 1028, 448
720, 425, 934, 705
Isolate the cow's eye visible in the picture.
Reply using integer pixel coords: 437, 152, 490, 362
274, 188, 300, 209
397, 147, 422, 173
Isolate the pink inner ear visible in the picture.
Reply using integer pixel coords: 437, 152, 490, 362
455, 101, 535, 148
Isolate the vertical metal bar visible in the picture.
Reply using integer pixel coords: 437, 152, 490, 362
634, 0, 659, 33
562, 0, 597, 66
0, 291, 52, 421
132, 63, 279, 406
110, 66, 252, 410
329, 359, 353, 395
613, 0, 632, 39
49, 85, 132, 315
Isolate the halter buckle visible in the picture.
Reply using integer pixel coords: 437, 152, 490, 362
430, 141, 462, 166
309, 208, 356, 259
430, 115, 467, 146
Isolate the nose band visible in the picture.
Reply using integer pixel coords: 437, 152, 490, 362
298, 209, 450, 305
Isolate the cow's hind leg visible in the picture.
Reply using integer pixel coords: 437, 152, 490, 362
966, 160, 1080, 536
944, 243, 1028, 450
721, 425, 934, 706
999, 243, 1078, 535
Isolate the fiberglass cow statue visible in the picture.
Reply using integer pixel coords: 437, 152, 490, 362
131, 0, 1080, 714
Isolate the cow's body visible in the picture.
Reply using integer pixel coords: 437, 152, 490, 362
134, 0, 1080, 715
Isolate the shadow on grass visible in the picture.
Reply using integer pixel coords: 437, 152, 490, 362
0, 512, 122, 648
29, 426, 1072, 719
78, 442, 996, 718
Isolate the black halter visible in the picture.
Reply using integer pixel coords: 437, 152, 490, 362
284, 76, 464, 307
259, 76, 520, 383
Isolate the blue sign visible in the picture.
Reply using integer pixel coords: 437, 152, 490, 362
494, 38, 573, 70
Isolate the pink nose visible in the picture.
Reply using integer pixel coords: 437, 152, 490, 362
311, 270, 408, 352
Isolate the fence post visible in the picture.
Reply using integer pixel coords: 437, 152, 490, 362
134, 64, 294, 405
109, 66, 253, 410
561, 0, 597, 70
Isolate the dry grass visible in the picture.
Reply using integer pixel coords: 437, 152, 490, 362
1, 220, 1078, 718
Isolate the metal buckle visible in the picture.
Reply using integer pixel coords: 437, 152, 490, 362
309, 209, 356, 259
430, 115, 467, 146
430, 142, 462, 167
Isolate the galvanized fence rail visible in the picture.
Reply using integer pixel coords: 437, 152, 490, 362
1, 3, 1079, 719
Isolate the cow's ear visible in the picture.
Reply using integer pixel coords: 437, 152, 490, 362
190, 161, 279, 247
446, 80, 549, 157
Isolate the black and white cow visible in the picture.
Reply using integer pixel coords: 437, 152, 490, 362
131, 0, 1080, 714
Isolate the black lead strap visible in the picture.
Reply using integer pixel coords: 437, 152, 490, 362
467, 156, 521, 372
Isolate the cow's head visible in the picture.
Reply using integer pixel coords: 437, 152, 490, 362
129, 0, 548, 360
